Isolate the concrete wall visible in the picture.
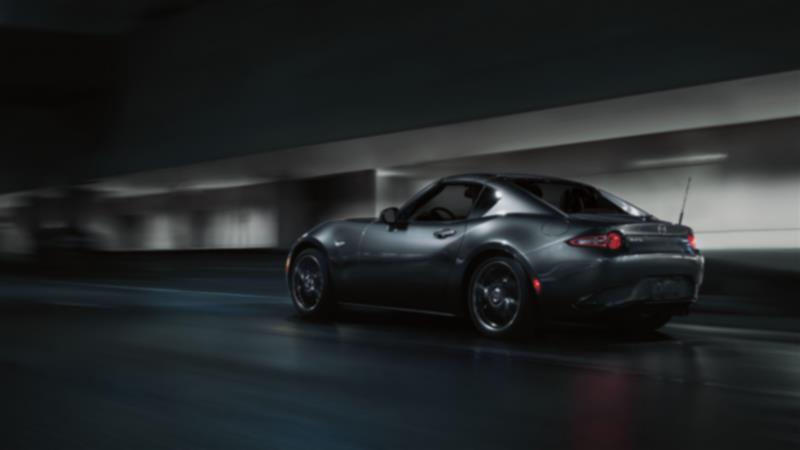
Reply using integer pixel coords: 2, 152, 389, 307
0, 170, 377, 254
2, 116, 798, 255
75, 170, 377, 251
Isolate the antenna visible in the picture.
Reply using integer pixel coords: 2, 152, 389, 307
678, 177, 692, 225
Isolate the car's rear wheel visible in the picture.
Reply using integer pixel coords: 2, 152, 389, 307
290, 248, 335, 318
467, 256, 537, 338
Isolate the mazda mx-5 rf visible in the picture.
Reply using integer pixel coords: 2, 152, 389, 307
285, 174, 704, 338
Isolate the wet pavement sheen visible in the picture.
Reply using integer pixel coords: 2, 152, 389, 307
0, 259, 798, 450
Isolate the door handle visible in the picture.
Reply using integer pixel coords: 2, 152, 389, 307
434, 228, 457, 239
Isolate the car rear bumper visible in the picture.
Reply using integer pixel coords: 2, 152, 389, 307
540, 253, 704, 315
573, 275, 697, 312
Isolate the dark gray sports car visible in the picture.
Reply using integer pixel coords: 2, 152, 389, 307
286, 174, 704, 338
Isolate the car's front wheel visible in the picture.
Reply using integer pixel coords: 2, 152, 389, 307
467, 256, 538, 338
290, 248, 336, 319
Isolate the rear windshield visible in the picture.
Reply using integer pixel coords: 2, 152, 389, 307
510, 179, 650, 217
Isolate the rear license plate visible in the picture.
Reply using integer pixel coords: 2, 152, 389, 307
651, 278, 691, 300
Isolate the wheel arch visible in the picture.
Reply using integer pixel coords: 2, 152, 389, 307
286, 238, 331, 287
456, 243, 537, 316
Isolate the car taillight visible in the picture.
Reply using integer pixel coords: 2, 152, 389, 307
568, 231, 624, 250
688, 233, 697, 250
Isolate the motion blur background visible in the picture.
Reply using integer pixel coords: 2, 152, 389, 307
1, 0, 798, 315
2, 2, 800, 449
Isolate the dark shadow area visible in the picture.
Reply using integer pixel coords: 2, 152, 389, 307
0, 249, 798, 450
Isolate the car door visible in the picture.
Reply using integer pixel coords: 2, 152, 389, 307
354, 182, 481, 312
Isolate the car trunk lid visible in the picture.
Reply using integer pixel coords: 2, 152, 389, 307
570, 214, 693, 254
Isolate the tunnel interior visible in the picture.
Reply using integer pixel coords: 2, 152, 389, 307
1, 2, 800, 450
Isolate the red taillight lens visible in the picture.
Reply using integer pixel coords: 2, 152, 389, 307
568, 231, 624, 250
607, 232, 623, 250
688, 233, 697, 250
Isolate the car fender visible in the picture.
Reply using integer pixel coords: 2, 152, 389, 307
288, 219, 372, 290
458, 241, 538, 283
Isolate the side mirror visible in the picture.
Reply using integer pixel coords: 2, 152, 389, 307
379, 207, 401, 226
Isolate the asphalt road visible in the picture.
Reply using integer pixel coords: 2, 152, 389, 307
1, 255, 799, 450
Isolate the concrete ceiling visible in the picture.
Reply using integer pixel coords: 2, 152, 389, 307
98, 1, 800, 180
86, 71, 800, 196
0, 0, 202, 34
1, 1, 800, 194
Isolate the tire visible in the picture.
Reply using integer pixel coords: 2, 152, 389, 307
467, 256, 538, 338
289, 248, 336, 319
612, 311, 672, 334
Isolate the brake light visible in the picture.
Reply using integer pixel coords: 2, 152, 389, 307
688, 233, 697, 250
607, 232, 623, 250
568, 231, 624, 250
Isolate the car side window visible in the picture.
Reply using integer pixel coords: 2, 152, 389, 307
470, 186, 499, 218
408, 183, 480, 222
